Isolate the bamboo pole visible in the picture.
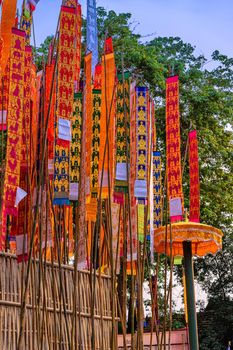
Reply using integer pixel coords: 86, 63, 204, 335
16, 14, 60, 348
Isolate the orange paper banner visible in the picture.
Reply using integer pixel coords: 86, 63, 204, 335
99, 39, 116, 199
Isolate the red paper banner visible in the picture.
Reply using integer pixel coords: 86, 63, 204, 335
16, 45, 32, 254
166, 76, 183, 222
46, 62, 55, 179
94, 63, 102, 89
0, 29, 26, 249
189, 130, 200, 222
74, 4, 82, 88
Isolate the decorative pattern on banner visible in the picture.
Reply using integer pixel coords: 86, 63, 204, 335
99, 41, 116, 199
153, 152, 162, 228
0, 63, 10, 131
69, 92, 82, 201
16, 46, 32, 253
54, 5, 76, 205
86, 0, 98, 74
77, 55, 88, 269
90, 89, 101, 198
74, 4, 82, 88
1, 0, 17, 74
0, 63, 9, 174
135, 86, 148, 199
21, 5, 33, 44
21, 46, 32, 169
189, 130, 200, 223
166, 76, 183, 222
138, 204, 145, 243
30, 64, 38, 177
149, 98, 156, 260
127, 82, 137, 271
94, 63, 102, 89
115, 72, 130, 190
46, 62, 55, 179
0, 29, 25, 249
64, 0, 77, 6
84, 53, 92, 201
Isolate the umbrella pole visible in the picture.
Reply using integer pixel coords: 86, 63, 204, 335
183, 241, 199, 350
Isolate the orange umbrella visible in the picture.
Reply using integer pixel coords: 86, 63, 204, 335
154, 221, 223, 257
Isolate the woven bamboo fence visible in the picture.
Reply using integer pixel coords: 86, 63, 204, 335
0, 253, 117, 349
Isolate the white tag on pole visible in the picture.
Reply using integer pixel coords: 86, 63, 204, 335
169, 197, 183, 217
16, 235, 28, 256
58, 118, 71, 141
15, 187, 27, 207
0, 110, 7, 124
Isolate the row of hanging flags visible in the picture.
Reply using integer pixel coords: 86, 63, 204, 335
0, 0, 201, 270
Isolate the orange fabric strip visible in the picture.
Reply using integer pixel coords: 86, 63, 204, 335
99, 48, 116, 199
1, 0, 17, 75
84, 53, 92, 201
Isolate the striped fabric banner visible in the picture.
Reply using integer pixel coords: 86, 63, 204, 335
166, 76, 183, 222
53, 6, 76, 205
189, 130, 200, 222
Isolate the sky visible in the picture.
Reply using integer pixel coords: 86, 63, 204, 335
19, 0, 233, 62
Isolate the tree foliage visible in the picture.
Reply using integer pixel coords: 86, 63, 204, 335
198, 298, 233, 350
33, 35, 54, 71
